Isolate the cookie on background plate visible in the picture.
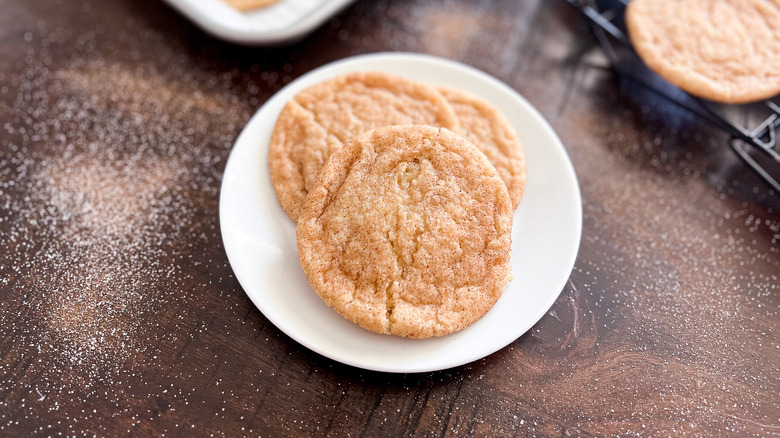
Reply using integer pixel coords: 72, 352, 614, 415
296, 125, 513, 338
222, 0, 279, 11
439, 86, 527, 209
269, 71, 460, 221
626, 0, 780, 104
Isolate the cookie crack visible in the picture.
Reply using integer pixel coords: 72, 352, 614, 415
385, 212, 404, 331
295, 102, 350, 146
384, 278, 395, 329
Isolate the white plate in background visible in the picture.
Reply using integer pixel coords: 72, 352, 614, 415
161, 0, 356, 45
219, 53, 582, 373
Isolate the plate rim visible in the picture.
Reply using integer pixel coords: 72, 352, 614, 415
219, 52, 583, 373
160, 0, 357, 45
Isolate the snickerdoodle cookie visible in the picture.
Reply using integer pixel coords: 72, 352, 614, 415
626, 0, 780, 104
269, 71, 460, 221
440, 86, 527, 209
296, 125, 513, 338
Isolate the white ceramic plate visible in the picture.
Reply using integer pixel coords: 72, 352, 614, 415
219, 53, 582, 373
161, 0, 356, 45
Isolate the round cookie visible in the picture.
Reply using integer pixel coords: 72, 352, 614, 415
439, 86, 527, 209
296, 125, 513, 338
626, 0, 780, 104
269, 71, 461, 221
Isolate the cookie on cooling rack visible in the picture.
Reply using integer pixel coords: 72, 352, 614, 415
626, 0, 780, 104
296, 125, 513, 338
268, 71, 460, 221
439, 86, 527, 209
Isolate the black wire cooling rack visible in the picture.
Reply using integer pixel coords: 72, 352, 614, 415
566, 0, 780, 193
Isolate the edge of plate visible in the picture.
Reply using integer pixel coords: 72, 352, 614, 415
160, 0, 357, 45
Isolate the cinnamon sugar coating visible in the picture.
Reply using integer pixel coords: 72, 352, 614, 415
296, 125, 513, 338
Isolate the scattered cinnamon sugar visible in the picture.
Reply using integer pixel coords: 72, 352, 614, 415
0, 21, 253, 433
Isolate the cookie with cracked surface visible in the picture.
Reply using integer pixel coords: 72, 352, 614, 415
269, 71, 460, 221
440, 86, 527, 209
626, 0, 780, 104
296, 125, 513, 338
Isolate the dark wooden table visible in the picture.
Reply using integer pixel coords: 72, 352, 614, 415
1, 0, 778, 436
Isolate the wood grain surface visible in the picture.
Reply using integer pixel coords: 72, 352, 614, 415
0, 0, 778, 436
